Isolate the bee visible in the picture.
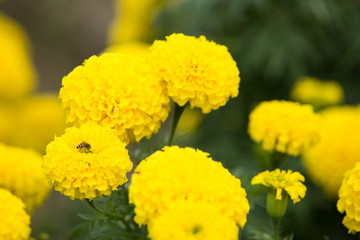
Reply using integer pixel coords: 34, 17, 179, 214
77, 141, 92, 153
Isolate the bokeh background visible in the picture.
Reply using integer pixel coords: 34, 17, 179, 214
1, 0, 360, 239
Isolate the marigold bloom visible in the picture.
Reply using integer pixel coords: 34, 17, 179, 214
129, 146, 250, 227
0, 144, 50, 213
0, 13, 36, 100
0, 188, 31, 240
251, 169, 306, 204
337, 162, 360, 234
59, 53, 170, 143
148, 200, 238, 240
9, 94, 67, 154
302, 106, 360, 197
43, 123, 133, 200
290, 76, 344, 107
248, 100, 319, 156
150, 33, 240, 113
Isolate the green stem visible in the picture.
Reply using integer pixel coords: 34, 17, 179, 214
85, 199, 131, 230
272, 217, 282, 240
86, 199, 106, 215
168, 102, 187, 145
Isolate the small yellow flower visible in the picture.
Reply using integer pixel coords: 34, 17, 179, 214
290, 76, 344, 107
0, 188, 31, 240
148, 200, 238, 240
0, 13, 36, 100
0, 143, 51, 213
248, 100, 319, 156
43, 123, 133, 200
302, 106, 360, 197
129, 146, 250, 227
251, 169, 306, 204
337, 162, 360, 234
59, 53, 170, 143
149, 33, 240, 113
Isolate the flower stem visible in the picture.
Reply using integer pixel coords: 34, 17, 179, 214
85, 199, 131, 230
86, 199, 106, 215
272, 216, 282, 240
168, 102, 187, 145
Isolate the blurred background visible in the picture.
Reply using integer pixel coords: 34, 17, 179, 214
1, 0, 360, 239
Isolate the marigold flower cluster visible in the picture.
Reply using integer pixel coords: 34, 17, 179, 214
290, 76, 344, 107
251, 169, 306, 204
147, 200, 239, 240
0, 13, 36, 100
149, 33, 240, 113
59, 53, 170, 143
302, 106, 360, 197
43, 123, 133, 200
0, 143, 51, 213
129, 146, 250, 230
0, 188, 31, 240
248, 100, 319, 156
337, 162, 360, 234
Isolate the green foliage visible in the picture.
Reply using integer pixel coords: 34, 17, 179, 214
68, 187, 147, 240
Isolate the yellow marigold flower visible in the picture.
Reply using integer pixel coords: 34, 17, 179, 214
149, 33, 240, 113
248, 100, 319, 156
251, 169, 306, 204
104, 41, 150, 58
59, 53, 170, 143
148, 200, 238, 240
0, 144, 50, 213
302, 106, 360, 197
43, 123, 133, 200
129, 146, 250, 227
0, 188, 31, 240
0, 13, 36, 100
337, 162, 360, 234
290, 76, 344, 107
9, 94, 67, 154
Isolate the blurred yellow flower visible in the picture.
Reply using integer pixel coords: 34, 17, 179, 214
302, 106, 360, 197
0, 188, 31, 240
290, 76, 344, 107
337, 162, 360, 234
108, 0, 175, 44
176, 106, 204, 135
0, 143, 50, 213
9, 94, 67, 154
43, 123, 133, 200
248, 100, 319, 156
148, 200, 238, 240
104, 41, 150, 58
59, 53, 170, 143
129, 146, 250, 227
0, 13, 36, 100
0, 104, 15, 143
251, 169, 306, 204
150, 33, 240, 113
